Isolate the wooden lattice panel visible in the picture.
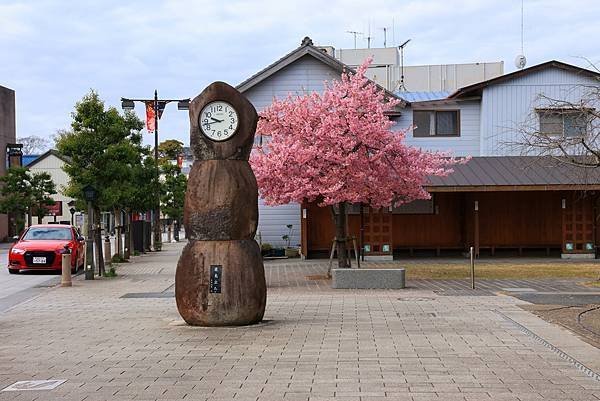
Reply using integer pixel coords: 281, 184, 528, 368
363, 207, 393, 255
562, 193, 594, 253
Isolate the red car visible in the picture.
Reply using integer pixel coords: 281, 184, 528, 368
8, 224, 85, 274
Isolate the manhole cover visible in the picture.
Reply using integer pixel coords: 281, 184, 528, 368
121, 292, 174, 298
397, 312, 437, 318
2, 380, 66, 391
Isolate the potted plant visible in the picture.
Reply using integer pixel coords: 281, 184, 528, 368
260, 242, 273, 257
283, 224, 300, 258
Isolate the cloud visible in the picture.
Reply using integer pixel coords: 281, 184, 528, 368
0, 0, 599, 147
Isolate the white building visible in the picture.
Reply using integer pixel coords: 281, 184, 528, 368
333, 46, 504, 92
27, 150, 77, 225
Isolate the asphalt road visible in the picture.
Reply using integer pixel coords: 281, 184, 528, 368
0, 233, 180, 313
0, 246, 73, 313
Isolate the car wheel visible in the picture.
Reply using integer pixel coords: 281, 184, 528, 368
8, 268, 19, 274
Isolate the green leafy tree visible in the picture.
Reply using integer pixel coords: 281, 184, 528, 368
157, 140, 186, 241
157, 139, 184, 164
30, 172, 57, 223
0, 167, 56, 234
160, 162, 187, 241
56, 90, 152, 274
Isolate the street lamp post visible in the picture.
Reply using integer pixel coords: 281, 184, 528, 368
120, 92, 189, 252
68, 200, 76, 225
82, 184, 97, 280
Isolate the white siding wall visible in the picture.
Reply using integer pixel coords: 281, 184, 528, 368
393, 100, 481, 156
480, 68, 599, 155
28, 155, 74, 224
243, 55, 340, 247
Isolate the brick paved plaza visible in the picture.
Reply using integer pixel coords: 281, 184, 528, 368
1, 242, 600, 400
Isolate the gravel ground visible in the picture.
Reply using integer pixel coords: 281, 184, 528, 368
522, 303, 600, 349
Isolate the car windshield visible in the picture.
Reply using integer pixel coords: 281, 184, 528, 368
23, 227, 72, 241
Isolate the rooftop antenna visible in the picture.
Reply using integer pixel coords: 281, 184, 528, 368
397, 39, 411, 91
346, 30, 363, 49
364, 20, 372, 49
515, 0, 527, 69
380, 27, 389, 47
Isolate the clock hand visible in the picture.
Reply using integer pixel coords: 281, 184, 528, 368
210, 117, 224, 123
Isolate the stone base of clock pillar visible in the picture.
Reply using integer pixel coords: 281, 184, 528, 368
175, 239, 266, 326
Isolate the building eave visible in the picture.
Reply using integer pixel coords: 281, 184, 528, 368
27, 149, 71, 168
448, 60, 600, 99
236, 37, 408, 107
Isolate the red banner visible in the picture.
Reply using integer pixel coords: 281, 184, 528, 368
145, 102, 156, 133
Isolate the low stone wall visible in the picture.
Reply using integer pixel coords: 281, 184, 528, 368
331, 268, 406, 289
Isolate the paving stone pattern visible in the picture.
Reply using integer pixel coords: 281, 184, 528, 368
0, 244, 599, 400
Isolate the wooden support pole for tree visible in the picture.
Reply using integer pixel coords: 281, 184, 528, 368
352, 236, 360, 268
327, 237, 336, 278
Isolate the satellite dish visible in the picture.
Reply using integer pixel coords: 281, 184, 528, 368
515, 54, 527, 69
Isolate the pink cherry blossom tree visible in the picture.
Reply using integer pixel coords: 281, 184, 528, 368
251, 58, 461, 268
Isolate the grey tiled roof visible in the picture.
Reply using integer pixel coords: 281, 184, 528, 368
426, 156, 600, 189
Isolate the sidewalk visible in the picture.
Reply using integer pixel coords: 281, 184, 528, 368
1, 242, 600, 400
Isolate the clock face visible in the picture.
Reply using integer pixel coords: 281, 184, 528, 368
199, 101, 239, 141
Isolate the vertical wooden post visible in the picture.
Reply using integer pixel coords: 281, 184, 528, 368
474, 200, 479, 258
470, 246, 475, 289
459, 193, 467, 253
300, 203, 309, 259
593, 194, 599, 258
359, 203, 365, 262
561, 194, 567, 254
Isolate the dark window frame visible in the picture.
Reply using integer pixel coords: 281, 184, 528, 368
536, 108, 591, 138
413, 110, 461, 137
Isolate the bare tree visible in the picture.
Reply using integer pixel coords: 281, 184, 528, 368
514, 64, 600, 167
17, 135, 52, 155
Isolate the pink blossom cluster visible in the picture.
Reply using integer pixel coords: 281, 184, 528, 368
251, 58, 462, 208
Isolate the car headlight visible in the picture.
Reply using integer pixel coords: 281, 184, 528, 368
10, 248, 26, 255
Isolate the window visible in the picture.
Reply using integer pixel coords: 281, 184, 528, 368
413, 110, 460, 137
538, 109, 589, 137
23, 227, 73, 241
392, 198, 435, 214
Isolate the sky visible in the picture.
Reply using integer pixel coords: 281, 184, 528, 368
1, 0, 599, 150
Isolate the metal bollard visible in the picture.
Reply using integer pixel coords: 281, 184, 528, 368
61, 245, 72, 287
470, 246, 475, 289
104, 235, 111, 265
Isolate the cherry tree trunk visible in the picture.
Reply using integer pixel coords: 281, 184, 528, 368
333, 202, 349, 268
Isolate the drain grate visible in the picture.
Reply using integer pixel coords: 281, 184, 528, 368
496, 311, 600, 382
2, 380, 66, 391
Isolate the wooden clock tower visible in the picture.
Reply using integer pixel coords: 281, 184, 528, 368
175, 81, 266, 326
